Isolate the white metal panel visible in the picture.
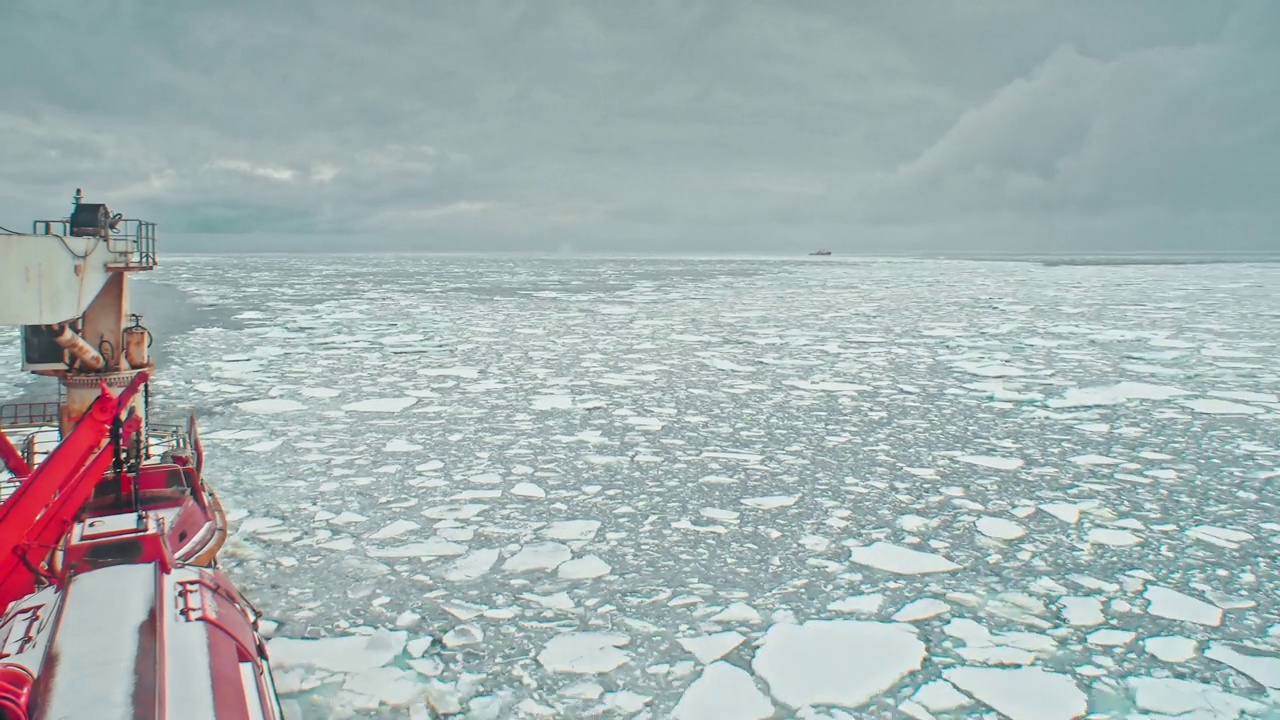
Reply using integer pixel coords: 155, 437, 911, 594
36, 564, 158, 720
0, 234, 113, 325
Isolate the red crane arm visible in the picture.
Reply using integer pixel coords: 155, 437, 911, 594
0, 431, 30, 478
0, 373, 149, 610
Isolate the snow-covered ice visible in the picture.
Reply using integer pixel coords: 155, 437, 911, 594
112, 256, 1280, 718
849, 542, 962, 575
753, 620, 926, 709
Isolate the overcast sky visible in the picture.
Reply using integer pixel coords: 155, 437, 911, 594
1, 1, 1276, 253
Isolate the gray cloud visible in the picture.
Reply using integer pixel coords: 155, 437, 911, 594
1, 0, 1276, 253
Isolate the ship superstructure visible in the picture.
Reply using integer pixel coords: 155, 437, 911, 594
0, 191, 282, 720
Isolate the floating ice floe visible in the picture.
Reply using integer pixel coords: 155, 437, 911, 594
510, 482, 546, 498
366, 538, 467, 558
739, 495, 800, 509
342, 397, 419, 413
557, 554, 612, 579
1144, 586, 1223, 627
1186, 525, 1253, 549
753, 620, 926, 709
269, 629, 407, 674
975, 516, 1027, 540
676, 631, 746, 663
892, 598, 951, 622
1047, 381, 1190, 408
537, 632, 631, 674
1128, 676, 1266, 717
237, 398, 307, 414
1086, 528, 1142, 547
1180, 398, 1267, 415
502, 542, 572, 572
440, 545, 499, 579
827, 593, 884, 615
531, 395, 574, 410
955, 455, 1024, 471
944, 667, 1086, 720
1068, 454, 1123, 466
1039, 503, 1080, 524
849, 542, 962, 575
541, 520, 601, 541
1143, 636, 1198, 662
1205, 642, 1280, 689
368, 520, 420, 540
672, 662, 773, 720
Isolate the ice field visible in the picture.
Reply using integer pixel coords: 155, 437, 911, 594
4, 254, 1279, 718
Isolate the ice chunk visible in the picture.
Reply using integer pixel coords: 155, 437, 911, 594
1143, 636, 1197, 662
677, 631, 746, 663
243, 439, 284, 452
532, 395, 574, 410
342, 397, 419, 413
237, 398, 306, 415
521, 592, 575, 611
1038, 503, 1079, 524
1128, 676, 1266, 717
1048, 382, 1189, 408
753, 620, 926, 709
955, 455, 1024, 471
343, 667, 422, 707
559, 681, 604, 700
421, 504, 488, 520
442, 624, 484, 648
673, 662, 774, 720
892, 599, 951, 622
1086, 629, 1135, 646
366, 539, 467, 558
1058, 597, 1104, 627
510, 482, 546, 498
537, 632, 631, 674
1205, 642, 1280, 689
912, 680, 972, 712
740, 495, 800, 509
383, 439, 423, 452
1068, 454, 1122, 466
944, 667, 1086, 720
443, 548, 500, 581
502, 542, 572, 572
557, 554, 612, 579
369, 520, 420, 540
975, 517, 1026, 540
269, 629, 407, 673
603, 691, 651, 714
1180, 398, 1266, 415
828, 594, 884, 615
849, 542, 962, 575
1186, 525, 1253, 549
1144, 586, 1222, 627
1086, 528, 1141, 546
711, 602, 763, 625
329, 511, 368, 526
541, 520, 601, 541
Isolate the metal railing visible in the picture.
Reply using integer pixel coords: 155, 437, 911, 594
32, 218, 157, 269
0, 402, 60, 428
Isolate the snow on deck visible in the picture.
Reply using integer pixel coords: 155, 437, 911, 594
91, 256, 1280, 718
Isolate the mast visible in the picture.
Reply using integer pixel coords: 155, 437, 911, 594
0, 189, 157, 446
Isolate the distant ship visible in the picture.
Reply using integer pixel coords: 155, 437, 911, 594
809, 249, 832, 256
